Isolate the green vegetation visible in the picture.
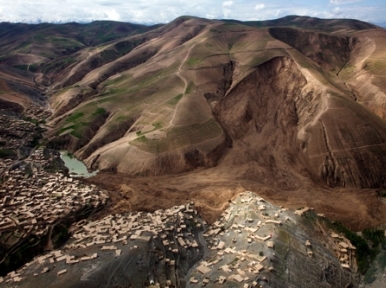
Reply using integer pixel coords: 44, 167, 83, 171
332, 221, 369, 273
22, 115, 39, 126
362, 227, 386, 281
379, 249, 386, 268
378, 189, 386, 197
186, 57, 201, 66
167, 93, 183, 105
364, 264, 377, 283
91, 107, 106, 116
104, 87, 126, 95
363, 60, 386, 75
58, 110, 93, 138
69, 123, 89, 139
363, 229, 385, 248
65, 112, 84, 123
134, 122, 163, 137
66, 152, 74, 159
185, 81, 195, 94
301, 210, 318, 224
57, 125, 74, 135
109, 70, 165, 96
152, 122, 162, 130
57, 122, 88, 138
330, 221, 383, 274
33, 33, 46, 42
14, 64, 29, 71
130, 119, 222, 153
41, 56, 77, 74
136, 135, 148, 142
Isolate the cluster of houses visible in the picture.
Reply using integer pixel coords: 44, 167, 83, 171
0, 201, 204, 286
330, 232, 356, 270
189, 191, 358, 287
188, 192, 286, 287
294, 207, 356, 270
24, 106, 52, 122
0, 148, 360, 288
66, 202, 201, 251
0, 114, 39, 150
0, 151, 108, 253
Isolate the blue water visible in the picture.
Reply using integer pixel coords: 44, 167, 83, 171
59, 151, 98, 178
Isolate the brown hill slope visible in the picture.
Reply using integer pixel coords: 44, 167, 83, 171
44, 17, 386, 189
0, 21, 156, 111
1, 16, 386, 228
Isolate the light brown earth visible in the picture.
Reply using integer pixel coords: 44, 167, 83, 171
44, 17, 386, 192
1, 16, 386, 232
86, 169, 386, 231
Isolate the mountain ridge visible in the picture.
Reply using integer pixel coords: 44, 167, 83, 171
1, 15, 386, 230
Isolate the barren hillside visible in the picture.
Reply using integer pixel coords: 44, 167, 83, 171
1, 15, 386, 229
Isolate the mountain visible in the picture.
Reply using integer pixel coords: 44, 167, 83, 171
41, 16, 386, 186
1, 15, 386, 230
374, 22, 386, 28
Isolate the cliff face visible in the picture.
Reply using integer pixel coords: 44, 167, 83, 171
199, 55, 386, 189
268, 27, 356, 73
204, 57, 307, 188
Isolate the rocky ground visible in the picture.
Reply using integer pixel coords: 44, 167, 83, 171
0, 203, 205, 287
0, 16, 386, 286
186, 191, 358, 288
0, 191, 371, 288
85, 171, 386, 232
0, 111, 384, 287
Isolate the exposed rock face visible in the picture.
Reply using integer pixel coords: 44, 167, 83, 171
305, 105, 386, 188
212, 57, 310, 186
269, 27, 356, 73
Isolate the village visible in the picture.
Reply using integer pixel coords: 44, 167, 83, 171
0, 114, 40, 151
0, 127, 359, 288
0, 148, 108, 233
0, 199, 206, 287
187, 191, 357, 287
0, 148, 109, 283
0, 185, 358, 287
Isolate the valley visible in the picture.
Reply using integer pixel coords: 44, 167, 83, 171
0, 15, 386, 287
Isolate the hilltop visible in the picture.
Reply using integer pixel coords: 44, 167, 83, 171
1, 15, 386, 287
0, 15, 386, 231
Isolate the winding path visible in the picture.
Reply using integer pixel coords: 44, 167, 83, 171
169, 37, 207, 127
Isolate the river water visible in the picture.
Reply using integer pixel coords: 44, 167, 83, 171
59, 151, 98, 178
